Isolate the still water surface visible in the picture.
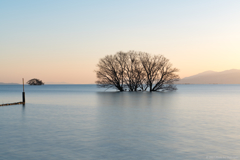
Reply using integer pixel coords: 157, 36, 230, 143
0, 85, 239, 160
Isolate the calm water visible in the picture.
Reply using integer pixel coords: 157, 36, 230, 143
0, 84, 239, 160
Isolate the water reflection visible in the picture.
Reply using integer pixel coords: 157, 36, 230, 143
96, 91, 177, 108
22, 103, 25, 112
1, 85, 240, 160
93, 91, 187, 159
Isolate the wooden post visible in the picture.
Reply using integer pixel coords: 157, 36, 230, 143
22, 78, 25, 104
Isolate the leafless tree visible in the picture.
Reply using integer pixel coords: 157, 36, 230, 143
122, 51, 146, 91
139, 52, 179, 92
96, 51, 179, 92
96, 54, 125, 91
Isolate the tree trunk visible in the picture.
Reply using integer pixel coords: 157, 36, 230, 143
149, 83, 152, 92
119, 87, 124, 92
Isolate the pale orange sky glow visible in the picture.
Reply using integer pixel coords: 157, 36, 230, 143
1, 1, 240, 84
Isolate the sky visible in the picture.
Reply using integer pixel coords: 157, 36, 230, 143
1, 0, 240, 84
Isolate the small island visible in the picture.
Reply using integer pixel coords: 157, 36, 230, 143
27, 78, 44, 85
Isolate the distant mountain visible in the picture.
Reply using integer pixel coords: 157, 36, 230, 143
177, 69, 240, 84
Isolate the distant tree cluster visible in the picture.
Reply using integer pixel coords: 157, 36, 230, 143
95, 51, 179, 92
27, 78, 44, 85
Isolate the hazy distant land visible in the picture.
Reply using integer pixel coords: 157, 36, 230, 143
0, 82, 19, 85
178, 69, 240, 84
2, 69, 240, 85
0, 82, 67, 85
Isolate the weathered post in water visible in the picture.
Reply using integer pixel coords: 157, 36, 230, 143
22, 78, 25, 104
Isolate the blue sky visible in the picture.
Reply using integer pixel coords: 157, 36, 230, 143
1, 0, 240, 83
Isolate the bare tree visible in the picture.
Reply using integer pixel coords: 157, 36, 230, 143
96, 51, 179, 92
139, 52, 179, 92
96, 54, 125, 91
123, 51, 146, 91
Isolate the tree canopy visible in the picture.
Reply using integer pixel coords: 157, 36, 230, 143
27, 78, 44, 85
95, 51, 179, 92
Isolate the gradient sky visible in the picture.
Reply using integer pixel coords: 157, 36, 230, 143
1, 0, 240, 84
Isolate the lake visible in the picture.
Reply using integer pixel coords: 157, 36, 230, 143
0, 84, 239, 160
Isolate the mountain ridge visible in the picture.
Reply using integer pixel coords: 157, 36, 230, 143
177, 69, 240, 84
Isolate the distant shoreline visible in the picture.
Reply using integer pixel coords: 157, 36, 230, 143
0, 83, 20, 85
1, 83, 240, 85
42, 84, 98, 85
